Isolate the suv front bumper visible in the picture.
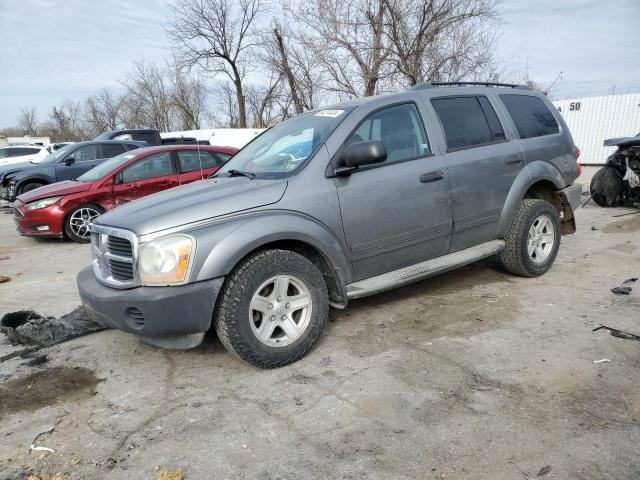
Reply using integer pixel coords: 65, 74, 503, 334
77, 267, 223, 349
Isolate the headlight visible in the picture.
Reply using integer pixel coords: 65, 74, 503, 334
139, 235, 194, 285
25, 196, 63, 211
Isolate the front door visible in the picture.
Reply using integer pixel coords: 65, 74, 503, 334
111, 151, 179, 207
430, 95, 525, 251
56, 144, 101, 181
334, 103, 453, 281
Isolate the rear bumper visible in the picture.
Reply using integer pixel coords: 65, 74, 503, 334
12, 200, 66, 237
558, 184, 583, 211
77, 267, 223, 348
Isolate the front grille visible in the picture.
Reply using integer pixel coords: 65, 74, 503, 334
107, 235, 133, 257
91, 226, 139, 288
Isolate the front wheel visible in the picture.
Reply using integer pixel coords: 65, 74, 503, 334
500, 199, 561, 277
20, 181, 46, 196
64, 204, 104, 243
215, 249, 329, 368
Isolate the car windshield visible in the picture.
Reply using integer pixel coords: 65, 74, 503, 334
77, 152, 138, 182
38, 143, 77, 165
216, 108, 352, 178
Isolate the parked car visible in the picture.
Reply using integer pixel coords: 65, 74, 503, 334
589, 134, 640, 207
1, 140, 146, 202
51, 142, 75, 151
95, 129, 198, 146
13, 145, 237, 242
0, 145, 49, 166
78, 82, 582, 368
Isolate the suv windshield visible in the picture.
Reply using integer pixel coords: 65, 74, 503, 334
77, 152, 138, 182
38, 143, 77, 165
216, 108, 352, 179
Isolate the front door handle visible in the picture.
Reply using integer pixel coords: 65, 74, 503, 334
420, 171, 445, 183
505, 155, 523, 165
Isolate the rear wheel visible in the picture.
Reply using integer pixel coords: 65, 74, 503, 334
64, 204, 104, 243
215, 249, 329, 368
590, 166, 624, 207
500, 199, 561, 277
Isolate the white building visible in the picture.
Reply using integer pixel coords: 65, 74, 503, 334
0, 135, 51, 147
552, 93, 640, 165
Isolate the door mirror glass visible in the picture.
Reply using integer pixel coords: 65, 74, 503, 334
64, 157, 75, 166
114, 172, 123, 184
344, 141, 387, 168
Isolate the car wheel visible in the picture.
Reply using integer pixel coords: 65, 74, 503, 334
64, 204, 104, 243
215, 249, 329, 368
590, 166, 624, 207
20, 181, 46, 195
499, 199, 561, 278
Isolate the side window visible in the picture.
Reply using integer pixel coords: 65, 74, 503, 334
70, 145, 98, 162
122, 152, 173, 182
178, 151, 205, 172
345, 103, 431, 164
214, 152, 233, 165
101, 143, 127, 158
499, 94, 559, 139
477, 97, 506, 141
431, 96, 496, 150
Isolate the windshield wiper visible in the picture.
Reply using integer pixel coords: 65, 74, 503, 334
226, 169, 256, 179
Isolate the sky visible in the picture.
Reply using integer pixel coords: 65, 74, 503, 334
0, 0, 638, 129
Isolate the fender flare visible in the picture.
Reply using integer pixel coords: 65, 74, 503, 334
190, 211, 351, 296
497, 161, 565, 237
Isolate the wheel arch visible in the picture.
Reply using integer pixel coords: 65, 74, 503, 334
190, 212, 351, 306
497, 161, 570, 237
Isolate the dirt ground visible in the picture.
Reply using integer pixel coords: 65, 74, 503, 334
1, 169, 639, 480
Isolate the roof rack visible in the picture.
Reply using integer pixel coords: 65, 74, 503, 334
411, 81, 530, 90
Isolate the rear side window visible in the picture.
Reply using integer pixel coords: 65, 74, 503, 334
346, 103, 431, 164
101, 143, 127, 158
177, 150, 221, 172
432, 96, 502, 150
500, 94, 559, 139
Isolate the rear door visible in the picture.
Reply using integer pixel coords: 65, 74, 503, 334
175, 149, 227, 184
55, 144, 101, 180
334, 102, 453, 281
430, 95, 525, 251
111, 151, 179, 206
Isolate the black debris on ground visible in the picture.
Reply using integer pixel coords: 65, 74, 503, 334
0, 306, 105, 347
591, 226, 598, 231
537, 465, 552, 476
22, 354, 48, 367
611, 286, 632, 295
623, 277, 638, 284
593, 325, 640, 342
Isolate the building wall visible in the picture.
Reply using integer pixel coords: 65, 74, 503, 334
552, 93, 640, 165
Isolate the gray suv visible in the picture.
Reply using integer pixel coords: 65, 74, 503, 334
78, 82, 582, 368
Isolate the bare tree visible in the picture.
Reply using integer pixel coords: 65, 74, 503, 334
285, 0, 390, 98
246, 71, 286, 128
169, 63, 207, 130
49, 99, 84, 141
17, 106, 39, 135
84, 88, 125, 135
167, 0, 268, 128
385, 0, 500, 86
121, 60, 174, 131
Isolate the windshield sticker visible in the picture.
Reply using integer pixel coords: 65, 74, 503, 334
314, 109, 345, 118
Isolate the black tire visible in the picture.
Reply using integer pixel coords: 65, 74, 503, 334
20, 181, 46, 195
214, 249, 329, 368
63, 204, 104, 243
500, 199, 561, 278
590, 166, 624, 207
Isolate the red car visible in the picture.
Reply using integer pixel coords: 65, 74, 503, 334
12, 145, 238, 242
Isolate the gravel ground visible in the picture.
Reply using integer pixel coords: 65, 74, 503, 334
1, 168, 639, 480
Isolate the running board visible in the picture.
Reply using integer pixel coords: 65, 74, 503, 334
346, 240, 505, 299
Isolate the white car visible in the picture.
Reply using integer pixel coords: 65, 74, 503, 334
0, 145, 49, 166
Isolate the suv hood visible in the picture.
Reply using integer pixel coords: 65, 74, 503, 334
0, 161, 35, 182
97, 177, 288, 236
604, 136, 640, 148
17, 180, 91, 204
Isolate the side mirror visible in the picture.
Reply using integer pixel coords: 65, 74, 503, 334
343, 141, 387, 170
114, 172, 123, 185
64, 157, 75, 166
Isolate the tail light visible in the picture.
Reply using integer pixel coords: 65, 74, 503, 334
575, 146, 582, 177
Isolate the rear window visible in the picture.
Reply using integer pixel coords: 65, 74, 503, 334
499, 94, 559, 139
101, 143, 128, 158
431, 96, 501, 150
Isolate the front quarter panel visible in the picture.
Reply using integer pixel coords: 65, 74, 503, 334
185, 211, 350, 289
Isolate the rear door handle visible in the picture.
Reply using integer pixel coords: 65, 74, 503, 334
505, 155, 523, 165
420, 171, 445, 183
